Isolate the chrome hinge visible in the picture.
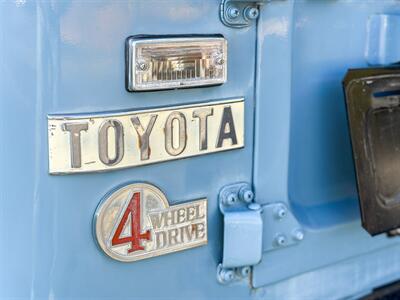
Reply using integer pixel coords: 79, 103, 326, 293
217, 182, 305, 285
220, 0, 268, 28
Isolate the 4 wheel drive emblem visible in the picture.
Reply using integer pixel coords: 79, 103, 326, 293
94, 183, 207, 262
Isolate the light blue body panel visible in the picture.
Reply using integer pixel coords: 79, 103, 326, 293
1, 0, 400, 299
253, 1, 400, 290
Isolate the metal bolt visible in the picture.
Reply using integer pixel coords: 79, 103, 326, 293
275, 205, 287, 219
239, 266, 251, 277
136, 61, 149, 71
224, 192, 238, 206
244, 6, 259, 20
275, 234, 286, 247
227, 6, 240, 19
219, 268, 235, 283
293, 229, 304, 241
239, 186, 254, 203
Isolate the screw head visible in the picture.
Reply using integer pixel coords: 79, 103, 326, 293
275, 205, 287, 219
227, 6, 240, 19
224, 192, 238, 206
221, 268, 235, 282
239, 266, 251, 277
275, 234, 286, 247
215, 57, 225, 65
136, 61, 149, 71
293, 229, 304, 241
243, 190, 254, 202
245, 6, 259, 20
239, 187, 254, 203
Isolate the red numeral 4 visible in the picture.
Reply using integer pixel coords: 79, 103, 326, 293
111, 192, 151, 253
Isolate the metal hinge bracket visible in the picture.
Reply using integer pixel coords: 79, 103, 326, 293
217, 182, 305, 285
220, 0, 267, 28
217, 182, 262, 284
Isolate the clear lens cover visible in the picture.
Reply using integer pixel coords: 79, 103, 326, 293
127, 37, 227, 91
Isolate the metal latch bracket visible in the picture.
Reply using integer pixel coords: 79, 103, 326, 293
217, 182, 305, 285
217, 182, 262, 284
220, 0, 267, 28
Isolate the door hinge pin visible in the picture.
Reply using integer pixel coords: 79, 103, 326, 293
248, 202, 261, 211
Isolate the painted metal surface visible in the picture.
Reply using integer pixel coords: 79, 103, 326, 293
253, 0, 400, 293
260, 202, 303, 252
366, 14, 400, 66
0, 1, 255, 299
2, 0, 400, 299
